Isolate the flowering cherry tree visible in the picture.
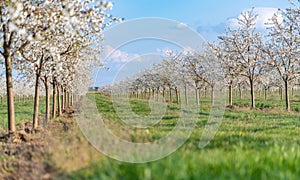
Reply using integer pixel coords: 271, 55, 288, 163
1, 0, 119, 131
218, 9, 264, 109
263, 8, 300, 112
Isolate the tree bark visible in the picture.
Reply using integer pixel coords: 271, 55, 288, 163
156, 88, 159, 102
52, 81, 57, 119
195, 88, 199, 105
184, 85, 188, 105
66, 90, 68, 109
250, 78, 255, 109
152, 88, 155, 98
33, 72, 41, 129
280, 87, 283, 101
62, 87, 65, 111
169, 86, 172, 104
175, 87, 179, 104
162, 88, 165, 102
211, 85, 215, 106
228, 81, 233, 106
70, 92, 73, 107
67, 91, 70, 107
264, 88, 268, 100
239, 85, 243, 100
57, 86, 62, 116
3, 24, 16, 132
285, 80, 290, 112
44, 77, 50, 122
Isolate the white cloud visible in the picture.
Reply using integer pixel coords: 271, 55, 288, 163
227, 7, 282, 30
176, 22, 188, 29
102, 45, 141, 63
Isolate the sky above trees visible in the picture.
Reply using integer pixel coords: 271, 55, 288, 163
96, 0, 295, 86
110, 0, 293, 40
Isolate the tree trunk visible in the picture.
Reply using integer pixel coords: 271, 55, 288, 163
199, 88, 201, 102
175, 87, 179, 104
211, 85, 214, 106
57, 86, 62, 116
44, 77, 50, 122
250, 79, 255, 109
33, 73, 41, 129
65, 90, 68, 109
169, 86, 172, 104
264, 88, 268, 100
280, 87, 283, 101
152, 88, 155, 98
70, 92, 73, 107
184, 85, 188, 105
52, 81, 57, 119
3, 29, 16, 132
68, 91, 70, 108
228, 81, 233, 106
156, 88, 159, 102
195, 88, 199, 105
285, 80, 290, 112
62, 87, 65, 111
162, 88, 165, 102
239, 84, 243, 100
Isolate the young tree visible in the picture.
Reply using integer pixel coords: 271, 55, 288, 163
263, 8, 300, 112
183, 50, 206, 105
16, 0, 118, 129
218, 9, 264, 109
209, 41, 240, 107
0, 0, 31, 132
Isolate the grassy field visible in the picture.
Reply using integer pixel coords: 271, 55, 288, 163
1, 92, 300, 179
67, 93, 300, 180
0, 97, 48, 131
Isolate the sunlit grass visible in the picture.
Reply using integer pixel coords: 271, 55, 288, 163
68, 93, 300, 179
0, 97, 48, 131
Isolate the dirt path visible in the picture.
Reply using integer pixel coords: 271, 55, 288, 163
0, 112, 99, 180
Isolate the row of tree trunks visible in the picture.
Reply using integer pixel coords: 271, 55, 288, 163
130, 86, 217, 106
56, 86, 73, 116
124, 85, 296, 110
32, 70, 74, 129
0, 96, 37, 104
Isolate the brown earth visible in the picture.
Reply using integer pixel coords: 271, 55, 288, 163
0, 110, 100, 180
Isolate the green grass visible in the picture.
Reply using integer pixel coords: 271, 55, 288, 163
0, 97, 48, 131
67, 93, 300, 180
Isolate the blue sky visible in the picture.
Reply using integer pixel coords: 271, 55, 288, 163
95, 0, 294, 86
109, 0, 292, 39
